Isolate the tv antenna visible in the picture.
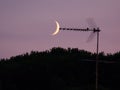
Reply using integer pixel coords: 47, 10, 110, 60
57, 19, 100, 90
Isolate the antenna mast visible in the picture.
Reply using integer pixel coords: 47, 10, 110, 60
60, 27, 100, 90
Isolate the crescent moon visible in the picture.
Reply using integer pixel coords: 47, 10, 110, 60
52, 21, 60, 35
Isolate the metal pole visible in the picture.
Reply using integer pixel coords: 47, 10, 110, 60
60, 27, 100, 90
96, 31, 99, 90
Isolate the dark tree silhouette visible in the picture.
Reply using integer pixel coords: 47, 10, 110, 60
0, 47, 120, 90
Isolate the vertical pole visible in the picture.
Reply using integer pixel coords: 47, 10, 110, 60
96, 31, 99, 90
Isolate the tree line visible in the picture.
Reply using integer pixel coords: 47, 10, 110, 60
0, 47, 120, 90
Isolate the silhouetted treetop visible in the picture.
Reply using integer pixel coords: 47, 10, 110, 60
0, 47, 120, 62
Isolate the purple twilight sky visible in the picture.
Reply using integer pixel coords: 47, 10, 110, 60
0, 0, 120, 58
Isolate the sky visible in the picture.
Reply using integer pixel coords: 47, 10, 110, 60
0, 0, 120, 58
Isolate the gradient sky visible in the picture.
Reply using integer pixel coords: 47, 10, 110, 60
0, 0, 120, 58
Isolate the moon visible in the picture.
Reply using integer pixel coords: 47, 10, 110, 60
52, 21, 60, 35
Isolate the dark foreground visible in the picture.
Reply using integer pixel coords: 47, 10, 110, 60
0, 47, 120, 90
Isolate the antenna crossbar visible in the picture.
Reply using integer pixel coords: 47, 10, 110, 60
60, 28, 100, 32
